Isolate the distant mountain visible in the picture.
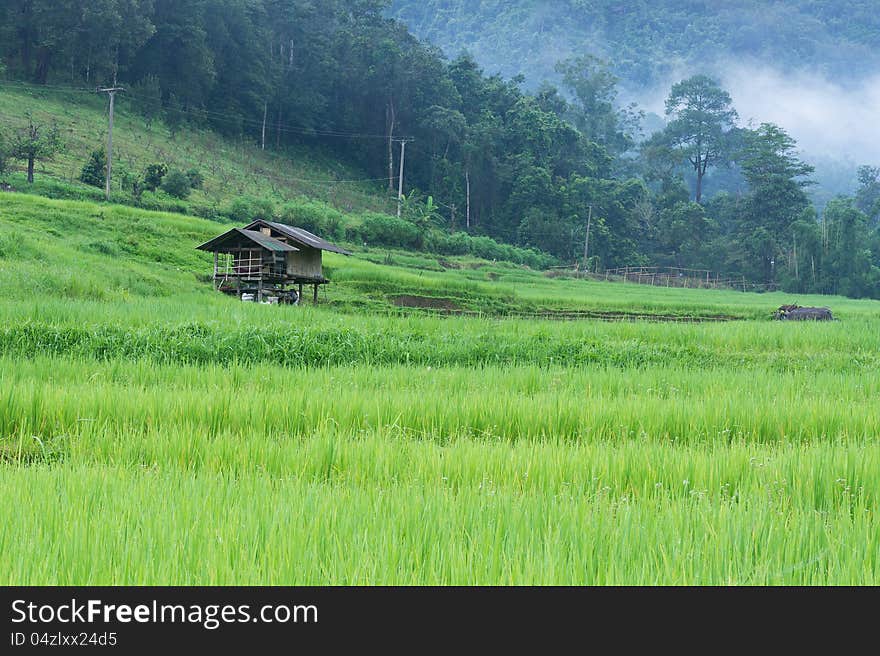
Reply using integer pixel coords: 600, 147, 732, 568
388, 1, 880, 93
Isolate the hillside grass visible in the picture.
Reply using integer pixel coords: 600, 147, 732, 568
0, 83, 395, 215
1, 189, 878, 584
4, 192, 877, 319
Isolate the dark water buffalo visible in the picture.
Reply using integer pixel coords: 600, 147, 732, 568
774, 305, 834, 321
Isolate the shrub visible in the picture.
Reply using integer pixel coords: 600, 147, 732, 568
119, 168, 144, 200
143, 163, 168, 191
0, 133, 10, 179
136, 191, 188, 214
161, 169, 192, 199
425, 231, 471, 256
468, 235, 508, 261
189, 201, 221, 221
79, 150, 107, 188
424, 229, 555, 269
355, 212, 423, 249
223, 196, 275, 223
279, 198, 345, 240
186, 168, 204, 190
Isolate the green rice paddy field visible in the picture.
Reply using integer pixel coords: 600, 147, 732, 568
2, 194, 879, 584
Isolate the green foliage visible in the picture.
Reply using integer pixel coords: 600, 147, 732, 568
128, 74, 163, 127
119, 168, 144, 200
143, 163, 168, 191
735, 123, 815, 285
819, 199, 880, 298
0, 131, 8, 179
160, 169, 192, 199
185, 168, 204, 190
353, 213, 423, 249
856, 165, 880, 224
657, 76, 738, 203
223, 196, 275, 223
79, 149, 106, 188
389, 1, 880, 90
556, 55, 639, 155
8, 114, 63, 183
279, 199, 345, 241
655, 201, 716, 268
400, 192, 443, 230
426, 231, 554, 269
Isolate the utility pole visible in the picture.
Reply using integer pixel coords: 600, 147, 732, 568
583, 204, 593, 265
261, 102, 268, 150
396, 138, 410, 219
465, 170, 471, 229
97, 86, 124, 201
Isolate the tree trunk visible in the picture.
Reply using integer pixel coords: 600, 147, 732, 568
35, 48, 50, 85
695, 169, 703, 204
27, 156, 35, 184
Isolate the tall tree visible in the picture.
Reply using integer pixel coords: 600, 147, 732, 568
556, 55, 640, 157
736, 123, 814, 285
660, 75, 738, 203
822, 199, 880, 297
855, 165, 880, 225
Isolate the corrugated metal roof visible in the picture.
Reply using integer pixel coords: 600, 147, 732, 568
245, 220, 353, 255
196, 228, 299, 252
239, 229, 299, 252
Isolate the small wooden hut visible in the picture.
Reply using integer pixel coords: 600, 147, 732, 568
196, 220, 351, 303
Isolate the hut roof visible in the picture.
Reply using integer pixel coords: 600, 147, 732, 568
195, 228, 300, 253
244, 220, 353, 256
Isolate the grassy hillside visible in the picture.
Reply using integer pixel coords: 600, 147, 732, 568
4, 192, 878, 320
2, 190, 879, 585
0, 83, 394, 216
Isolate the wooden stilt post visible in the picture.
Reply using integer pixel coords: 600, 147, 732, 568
298, 283, 303, 304
313, 284, 318, 304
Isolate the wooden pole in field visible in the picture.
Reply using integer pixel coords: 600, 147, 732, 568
583, 204, 592, 265
396, 139, 409, 219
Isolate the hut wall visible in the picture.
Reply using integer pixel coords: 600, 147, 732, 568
286, 247, 323, 279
